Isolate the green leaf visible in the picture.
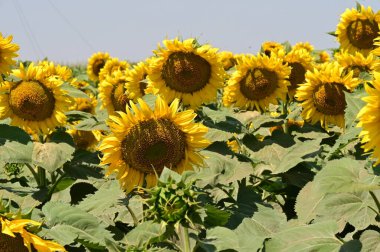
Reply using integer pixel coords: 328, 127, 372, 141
234, 204, 287, 252
32, 142, 75, 172
315, 158, 380, 193
0, 124, 33, 164
200, 227, 239, 252
204, 204, 231, 227
345, 90, 366, 129
295, 182, 327, 223
61, 82, 90, 98
125, 221, 166, 248
42, 201, 114, 249
264, 221, 342, 252
360, 230, 380, 252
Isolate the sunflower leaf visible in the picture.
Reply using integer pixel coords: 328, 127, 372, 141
360, 230, 380, 252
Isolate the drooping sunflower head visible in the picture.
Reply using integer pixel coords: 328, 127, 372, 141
0, 216, 66, 252
223, 53, 291, 111
98, 70, 131, 115
146, 38, 225, 108
280, 48, 314, 98
293, 42, 314, 52
295, 62, 360, 129
87, 52, 111, 81
38, 60, 73, 82
0, 63, 73, 134
0, 33, 19, 79
98, 57, 130, 82
98, 96, 210, 193
125, 59, 150, 101
335, 50, 380, 78
357, 72, 380, 165
336, 5, 380, 55
261, 41, 284, 56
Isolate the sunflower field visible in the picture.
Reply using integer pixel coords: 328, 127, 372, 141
1, 3, 380, 252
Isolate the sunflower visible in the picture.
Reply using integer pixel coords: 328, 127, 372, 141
316, 51, 331, 63
222, 53, 291, 111
98, 57, 130, 82
0, 216, 65, 252
295, 62, 360, 129
336, 5, 380, 55
277, 49, 314, 98
38, 61, 72, 82
146, 38, 225, 108
98, 70, 131, 115
87, 52, 111, 81
293, 42, 314, 52
125, 59, 150, 101
357, 72, 380, 165
261, 41, 284, 56
219, 51, 237, 70
67, 128, 102, 151
0, 63, 73, 134
0, 33, 19, 80
98, 96, 210, 193
335, 50, 380, 79
70, 93, 97, 114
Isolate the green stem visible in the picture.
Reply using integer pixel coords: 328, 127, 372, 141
37, 167, 47, 188
44, 172, 66, 203
369, 191, 380, 215
126, 204, 139, 227
25, 163, 39, 186
281, 99, 290, 134
181, 226, 191, 252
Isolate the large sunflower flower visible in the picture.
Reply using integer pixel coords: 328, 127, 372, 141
277, 49, 314, 98
98, 70, 131, 115
98, 57, 130, 82
336, 5, 380, 55
38, 61, 72, 82
335, 50, 380, 78
0, 216, 65, 252
125, 59, 150, 101
357, 72, 380, 165
222, 53, 291, 111
87, 52, 111, 81
0, 33, 19, 79
295, 62, 360, 129
98, 96, 210, 193
146, 38, 225, 108
0, 63, 73, 134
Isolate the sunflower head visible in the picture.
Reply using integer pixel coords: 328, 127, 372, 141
67, 129, 102, 151
335, 50, 380, 78
0, 33, 19, 79
0, 63, 73, 134
87, 52, 111, 81
293, 42, 314, 52
98, 57, 130, 82
223, 53, 291, 111
147, 38, 225, 108
38, 61, 72, 81
219, 51, 237, 70
99, 96, 210, 193
125, 60, 151, 101
295, 62, 360, 129
336, 5, 380, 55
71, 93, 97, 114
261, 41, 284, 56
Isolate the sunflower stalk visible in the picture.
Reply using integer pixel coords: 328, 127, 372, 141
25, 163, 39, 186
180, 225, 191, 252
37, 167, 47, 188
369, 191, 380, 215
281, 99, 290, 134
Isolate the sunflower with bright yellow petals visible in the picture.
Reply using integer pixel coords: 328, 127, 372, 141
295, 62, 360, 129
335, 50, 380, 78
261, 41, 284, 56
336, 5, 380, 55
277, 49, 314, 98
219, 51, 237, 70
293, 42, 314, 52
357, 72, 380, 165
67, 128, 103, 151
0, 33, 19, 80
146, 38, 225, 108
0, 216, 65, 252
316, 51, 331, 63
99, 96, 210, 193
223, 53, 291, 111
98, 70, 130, 115
125, 60, 150, 101
87, 52, 111, 81
38, 61, 72, 82
98, 57, 130, 82
0, 63, 73, 134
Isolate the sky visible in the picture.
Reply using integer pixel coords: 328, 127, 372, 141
1, 0, 380, 64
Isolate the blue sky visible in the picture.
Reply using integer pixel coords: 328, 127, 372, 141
1, 0, 380, 64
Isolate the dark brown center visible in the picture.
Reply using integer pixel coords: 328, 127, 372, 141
0, 231, 29, 252
111, 82, 130, 112
288, 62, 306, 90
93, 59, 106, 77
347, 19, 379, 49
9, 81, 55, 121
121, 118, 187, 174
312, 83, 347, 115
161, 52, 211, 93
239, 68, 279, 100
